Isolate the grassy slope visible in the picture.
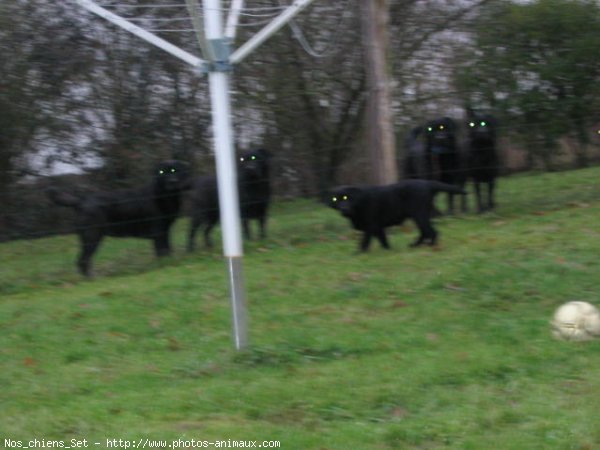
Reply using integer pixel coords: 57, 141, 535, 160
1, 168, 600, 449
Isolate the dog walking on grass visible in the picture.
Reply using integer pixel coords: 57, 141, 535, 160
328, 180, 466, 252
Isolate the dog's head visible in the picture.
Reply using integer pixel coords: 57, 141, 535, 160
238, 148, 271, 181
328, 186, 364, 218
425, 117, 457, 149
467, 114, 496, 143
154, 160, 192, 192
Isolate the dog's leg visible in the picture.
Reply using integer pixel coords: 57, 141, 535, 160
243, 218, 251, 240
259, 215, 267, 239
460, 184, 468, 213
360, 232, 373, 252
77, 231, 103, 277
410, 234, 425, 247
474, 181, 484, 213
428, 226, 439, 246
411, 216, 437, 247
375, 229, 390, 249
204, 219, 217, 248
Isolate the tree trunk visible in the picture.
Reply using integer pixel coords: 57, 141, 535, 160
360, 0, 398, 185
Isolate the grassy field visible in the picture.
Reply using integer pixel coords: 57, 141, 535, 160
1, 168, 600, 449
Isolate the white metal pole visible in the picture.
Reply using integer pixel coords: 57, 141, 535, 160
76, 0, 204, 69
224, 0, 245, 41
230, 0, 319, 64
185, 0, 212, 61
204, 0, 248, 350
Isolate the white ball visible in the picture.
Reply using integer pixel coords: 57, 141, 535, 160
551, 301, 600, 341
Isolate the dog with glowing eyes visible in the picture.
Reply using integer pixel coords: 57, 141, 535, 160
47, 160, 192, 276
328, 180, 466, 252
187, 148, 271, 251
424, 117, 467, 214
466, 112, 499, 213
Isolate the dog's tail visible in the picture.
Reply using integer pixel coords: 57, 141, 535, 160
429, 181, 467, 195
46, 187, 82, 209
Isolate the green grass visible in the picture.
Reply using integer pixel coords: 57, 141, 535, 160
2, 167, 600, 449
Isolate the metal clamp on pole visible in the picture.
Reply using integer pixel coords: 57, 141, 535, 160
208, 38, 233, 72
198, 38, 234, 74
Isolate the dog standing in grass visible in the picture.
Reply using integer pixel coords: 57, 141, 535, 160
466, 112, 499, 212
187, 148, 271, 251
328, 180, 466, 252
424, 117, 467, 214
47, 160, 191, 276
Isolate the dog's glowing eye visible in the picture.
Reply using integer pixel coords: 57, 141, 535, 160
240, 157, 244, 162
251, 156, 256, 160
427, 127, 433, 132
439, 125, 444, 130
480, 121, 486, 127
159, 170, 165, 174
469, 122, 475, 127
332, 197, 337, 202
342, 195, 348, 200
171, 168, 176, 173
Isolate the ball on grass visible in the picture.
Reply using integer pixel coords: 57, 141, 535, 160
551, 301, 600, 341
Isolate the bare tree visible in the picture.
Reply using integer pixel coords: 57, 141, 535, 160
360, 0, 398, 185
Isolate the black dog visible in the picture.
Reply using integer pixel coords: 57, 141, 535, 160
47, 160, 191, 276
466, 113, 499, 212
328, 180, 466, 251
424, 117, 467, 214
403, 125, 428, 179
188, 148, 271, 251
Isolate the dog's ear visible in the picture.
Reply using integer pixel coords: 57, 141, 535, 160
486, 115, 497, 128
173, 161, 193, 189
343, 186, 365, 202
176, 160, 192, 174
443, 117, 457, 131
255, 148, 271, 159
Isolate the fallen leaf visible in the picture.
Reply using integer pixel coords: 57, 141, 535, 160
391, 407, 409, 418
391, 300, 408, 309
347, 272, 364, 282
426, 333, 439, 342
168, 337, 181, 351
445, 284, 464, 292
23, 357, 37, 367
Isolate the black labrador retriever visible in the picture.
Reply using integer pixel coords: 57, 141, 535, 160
466, 113, 499, 212
47, 160, 191, 276
328, 180, 466, 251
403, 125, 428, 180
424, 117, 467, 214
188, 148, 271, 251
